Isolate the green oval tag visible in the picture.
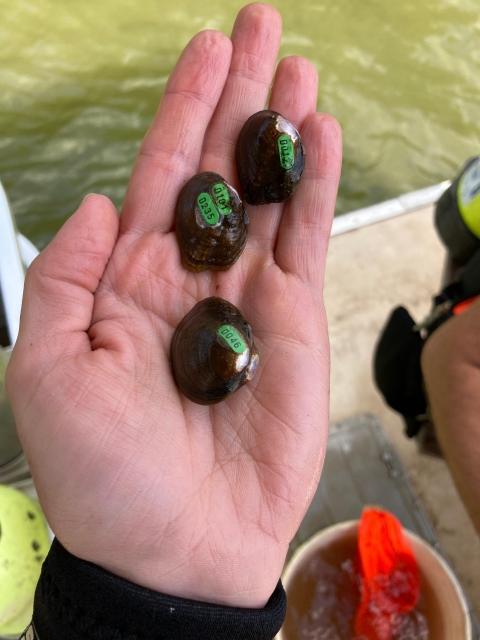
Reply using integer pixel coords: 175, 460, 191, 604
212, 183, 233, 216
197, 192, 220, 225
278, 134, 295, 170
218, 325, 247, 354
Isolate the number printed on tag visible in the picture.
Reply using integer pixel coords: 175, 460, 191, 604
278, 134, 295, 170
197, 192, 220, 225
218, 325, 247, 354
212, 183, 233, 216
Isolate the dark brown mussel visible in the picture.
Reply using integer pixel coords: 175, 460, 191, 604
171, 297, 259, 405
175, 172, 248, 272
236, 110, 306, 205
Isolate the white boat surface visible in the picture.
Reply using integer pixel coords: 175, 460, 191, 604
0, 182, 38, 486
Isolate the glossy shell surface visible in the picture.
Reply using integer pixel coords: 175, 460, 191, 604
171, 297, 259, 405
236, 110, 306, 205
175, 172, 248, 272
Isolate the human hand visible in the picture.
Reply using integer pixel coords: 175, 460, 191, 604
7, 3, 342, 608
422, 298, 480, 533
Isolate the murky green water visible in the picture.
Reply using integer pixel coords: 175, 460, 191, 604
1, 0, 480, 249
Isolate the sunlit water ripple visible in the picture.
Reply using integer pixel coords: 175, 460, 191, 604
1, 0, 480, 249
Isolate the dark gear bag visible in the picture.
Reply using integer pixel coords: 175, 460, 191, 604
374, 307, 426, 438
374, 248, 480, 439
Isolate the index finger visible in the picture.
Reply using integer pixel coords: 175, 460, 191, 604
120, 30, 232, 235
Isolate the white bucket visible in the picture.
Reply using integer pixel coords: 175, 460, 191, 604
279, 520, 471, 640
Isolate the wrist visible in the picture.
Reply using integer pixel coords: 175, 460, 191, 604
64, 537, 288, 609
101, 555, 286, 608
33, 539, 287, 640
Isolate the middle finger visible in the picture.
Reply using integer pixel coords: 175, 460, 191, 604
199, 3, 282, 186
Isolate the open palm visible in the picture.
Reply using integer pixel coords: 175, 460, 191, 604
7, 3, 341, 608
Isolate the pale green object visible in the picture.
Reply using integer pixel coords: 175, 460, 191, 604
197, 192, 220, 226
277, 135, 295, 170
0, 485, 50, 636
217, 325, 247, 354
211, 184, 233, 216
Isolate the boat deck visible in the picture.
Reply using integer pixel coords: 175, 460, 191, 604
325, 203, 480, 620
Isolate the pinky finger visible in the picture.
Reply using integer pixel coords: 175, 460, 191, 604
274, 113, 342, 286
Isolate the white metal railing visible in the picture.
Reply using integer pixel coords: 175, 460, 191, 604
331, 181, 450, 236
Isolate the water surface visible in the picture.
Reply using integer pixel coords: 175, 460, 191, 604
1, 0, 480, 248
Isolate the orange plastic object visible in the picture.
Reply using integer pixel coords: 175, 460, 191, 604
354, 508, 420, 640
453, 295, 480, 315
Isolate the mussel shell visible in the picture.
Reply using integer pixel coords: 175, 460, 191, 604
236, 110, 306, 205
175, 172, 248, 272
171, 297, 259, 405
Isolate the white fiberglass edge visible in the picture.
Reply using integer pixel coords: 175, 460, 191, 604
0, 182, 25, 344
331, 180, 451, 237
17, 233, 39, 267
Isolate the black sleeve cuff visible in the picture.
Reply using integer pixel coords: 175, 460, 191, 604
32, 538, 286, 640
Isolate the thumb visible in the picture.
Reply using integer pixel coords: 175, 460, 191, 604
13, 194, 118, 361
